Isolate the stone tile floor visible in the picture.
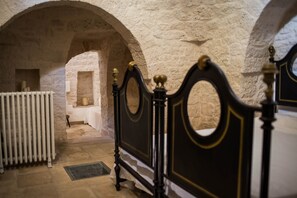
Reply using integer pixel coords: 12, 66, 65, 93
66, 124, 102, 143
0, 124, 151, 198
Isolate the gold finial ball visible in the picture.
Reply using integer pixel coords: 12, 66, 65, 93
112, 68, 119, 83
153, 75, 160, 83
153, 75, 167, 88
153, 75, 160, 85
268, 45, 275, 57
159, 75, 167, 86
128, 61, 136, 71
113, 68, 119, 75
198, 55, 210, 70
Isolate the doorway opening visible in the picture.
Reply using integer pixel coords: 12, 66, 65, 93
65, 51, 102, 142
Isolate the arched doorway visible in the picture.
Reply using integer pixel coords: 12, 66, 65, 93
65, 51, 102, 142
0, 2, 147, 142
242, 0, 297, 104
243, 1, 297, 196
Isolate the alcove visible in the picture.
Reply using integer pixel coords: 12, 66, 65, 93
77, 71, 94, 106
15, 69, 40, 92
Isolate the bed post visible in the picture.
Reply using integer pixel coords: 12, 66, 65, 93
268, 45, 275, 63
153, 75, 167, 198
112, 68, 122, 191
260, 62, 278, 198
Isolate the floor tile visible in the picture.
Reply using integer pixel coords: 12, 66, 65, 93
17, 171, 52, 188
0, 124, 151, 198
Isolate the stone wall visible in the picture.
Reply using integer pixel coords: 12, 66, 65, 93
15, 69, 40, 91
242, 0, 297, 105
0, 0, 265, 94
104, 36, 133, 137
77, 71, 94, 106
126, 78, 140, 114
0, 0, 297, 141
274, 15, 297, 69
188, 81, 221, 131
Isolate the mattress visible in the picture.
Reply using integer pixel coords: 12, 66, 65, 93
111, 114, 297, 197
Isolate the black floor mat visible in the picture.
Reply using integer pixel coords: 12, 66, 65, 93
64, 161, 111, 181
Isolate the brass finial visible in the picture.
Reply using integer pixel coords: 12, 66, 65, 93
198, 55, 210, 70
153, 75, 167, 88
268, 45, 275, 62
128, 61, 136, 71
262, 63, 278, 101
112, 68, 119, 84
153, 75, 160, 88
159, 75, 167, 88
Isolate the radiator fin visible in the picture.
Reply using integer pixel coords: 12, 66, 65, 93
0, 91, 55, 173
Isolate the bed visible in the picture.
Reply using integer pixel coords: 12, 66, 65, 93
111, 56, 296, 197
111, 121, 297, 198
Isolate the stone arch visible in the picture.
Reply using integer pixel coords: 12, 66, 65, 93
243, 0, 297, 73
0, 0, 148, 76
0, 1, 147, 142
241, 0, 297, 105
273, 16, 297, 59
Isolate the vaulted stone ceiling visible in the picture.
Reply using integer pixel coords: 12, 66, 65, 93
0, 5, 118, 64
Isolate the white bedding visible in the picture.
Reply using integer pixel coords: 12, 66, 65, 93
251, 116, 297, 198
111, 114, 297, 197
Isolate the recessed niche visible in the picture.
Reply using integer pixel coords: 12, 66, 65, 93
77, 71, 94, 106
126, 77, 140, 114
187, 81, 221, 136
15, 69, 40, 91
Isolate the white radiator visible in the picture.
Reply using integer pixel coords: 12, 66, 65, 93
0, 91, 55, 173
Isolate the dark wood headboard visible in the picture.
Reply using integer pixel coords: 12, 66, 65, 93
269, 44, 297, 108
115, 62, 154, 167
166, 56, 259, 197
112, 56, 277, 198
